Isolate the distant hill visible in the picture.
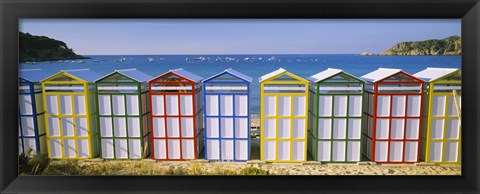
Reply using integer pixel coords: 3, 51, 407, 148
20, 32, 89, 63
380, 36, 461, 56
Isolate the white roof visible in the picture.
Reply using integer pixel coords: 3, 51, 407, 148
258, 68, 287, 82
42, 68, 103, 82
19, 69, 51, 83
361, 68, 403, 83
150, 68, 203, 83
203, 68, 253, 83
308, 68, 360, 83
96, 68, 153, 83
413, 67, 460, 82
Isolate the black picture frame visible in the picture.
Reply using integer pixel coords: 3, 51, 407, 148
1, 0, 479, 193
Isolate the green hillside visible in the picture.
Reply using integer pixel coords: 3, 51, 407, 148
380, 36, 461, 56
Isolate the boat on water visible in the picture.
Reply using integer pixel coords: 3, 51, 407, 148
148, 57, 154, 62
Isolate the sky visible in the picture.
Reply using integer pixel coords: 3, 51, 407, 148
19, 19, 461, 55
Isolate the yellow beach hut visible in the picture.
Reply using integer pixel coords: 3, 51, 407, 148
41, 69, 102, 159
259, 68, 309, 162
413, 68, 461, 164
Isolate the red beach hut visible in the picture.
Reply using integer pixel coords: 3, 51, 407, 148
149, 68, 204, 160
361, 68, 424, 163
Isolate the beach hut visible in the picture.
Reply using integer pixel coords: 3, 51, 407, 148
361, 68, 424, 163
414, 68, 461, 164
149, 68, 204, 160
18, 69, 51, 155
259, 68, 309, 162
41, 69, 102, 159
307, 68, 365, 162
95, 68, 153, 159
202, 68, 252, 162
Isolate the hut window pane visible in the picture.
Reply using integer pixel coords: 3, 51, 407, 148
264, 96, 276, 116
332, 141, 346, 161
318, 141, 331, 161
98, 95, 111, 115
127, 118, 141, 137
348, 118, 361, 139
180, 95, 193, 116
293, 119, 305, 138
444, 142, 458, 162
263, 140, 276, 160
112, 95, 126, 115
389, 142, 403, 162
207, 140, 220, 159
77, 139, 89, 158
333, 119, 347, 139
235, 118, 248, 138
404, 142, 418, 162
235, 140, 248, 160
115, 139, 128, 159
221, 140, 234, 160
278, 141, 290, 160
429, 142, 443, 162
391, 96, 406, 116
376, 119, 390, 139
206, 95, 219, 116
333, 96, 347, 116
101, 139, 114, 158
126, 95, 139, 116
165, 95, 179, 116
318, 119, 331, 139
293, 96, 306, 116
48, 117, 60, 136
278, 96, 291, 116
278, 119, 290, 138
446, 119, 460, 139
431, 119, 444, 139
206, 118, 219, 138
59, 96, 73, 114
347, 141, 361, 161
406, 119, 420, 139
129, 139, 141, 159
220, 118, 234, 138
447, 95, 461, 116
432, 96, 446, 116
235, 95, 248, 116
182, 140, 195, 159
181, 118, 194, 138
19, 95, 33, 115
152, 118, 165, 138
167, 140, 180, 159
50, 138, 62, 158
62, 118, 75, 137
377, 96, 390, 116
220, 95, 233, 116
74, 96, 86, 115
46, 95, 59, 114
375, 141, 388, 162
23, 138, 37, 153
318, 96, 332, 116
64, 139, 76, 158
20, 117, 35, 136
407, 96, 421, 116
114, 117, 127, 137
292, 141, 304, 160
264, 119, 276, 138
76, 118, 88, 137
153, 139, 167, 159
348, 96, 362, 117
166, 118, 180, 138
151, 95, 164, 116
100, 118, 113, 137
390, 119, 405, 140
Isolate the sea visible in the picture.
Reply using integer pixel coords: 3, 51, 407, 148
19, 54, 461, 115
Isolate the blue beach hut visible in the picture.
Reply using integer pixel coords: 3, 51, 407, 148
18, 69, 51, 155
203, 68, 252, 161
